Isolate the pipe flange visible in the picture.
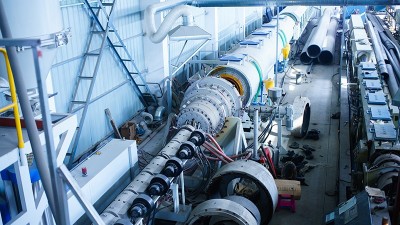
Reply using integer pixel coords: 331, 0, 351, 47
190, 129, 206, 146
207, 160, 278, 225
186, 199, 258, 225
129, 194, 155, 219
177, 141, 196, 159
146, 174, 171, 196
161, 157, 183, 177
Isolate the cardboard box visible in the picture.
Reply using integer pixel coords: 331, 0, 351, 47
275, 179, 301, 200
120, 122, 136, 140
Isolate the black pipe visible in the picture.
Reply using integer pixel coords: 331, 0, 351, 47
385, 64, 399, 96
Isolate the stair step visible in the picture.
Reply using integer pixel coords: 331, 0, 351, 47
79, 76, 94, 79
102, 2, 114, 6
92, 30, 106, 34
71, 101, 87, 104
86, 52, 100, 56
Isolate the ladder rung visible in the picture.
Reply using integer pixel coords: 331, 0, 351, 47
122, 59, 131, 61
72, 101, 87, 104
86, 52, 100, 56
109, 29, 116, 32
129, 72, 138, 75
90, 6, 102, 9
102, 2, 114, 6
92, 30, 106, 34
79, 76, 94, 79
113, 45, 124, 47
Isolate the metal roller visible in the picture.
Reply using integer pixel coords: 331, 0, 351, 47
206, 160, 278, 225
186, 199, 258, 225
100, 126, 195, 224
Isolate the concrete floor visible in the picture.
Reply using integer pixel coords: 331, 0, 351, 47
269, 63, 341, 225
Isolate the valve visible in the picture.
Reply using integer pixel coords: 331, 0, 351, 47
161, 157, 183, 177
146, 174, 171, 196
176, 141, 196, 159
129, 194, 155, 219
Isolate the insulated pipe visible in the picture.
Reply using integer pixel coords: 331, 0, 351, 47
0, 2, 60, 222
366, 20, 389, 78
306, 8, 332, 58
319, 17, 338, 65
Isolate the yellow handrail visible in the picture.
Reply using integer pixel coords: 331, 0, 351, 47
0, 48, 24, 148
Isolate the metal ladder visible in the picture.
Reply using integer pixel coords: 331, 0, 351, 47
68, 0, 156, 166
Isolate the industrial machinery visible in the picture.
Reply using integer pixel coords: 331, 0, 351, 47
346, 13, 400, 217
96, 3, 314, 225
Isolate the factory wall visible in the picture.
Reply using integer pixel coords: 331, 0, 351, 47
43, 1, 263, 159
51, 0, 145, 159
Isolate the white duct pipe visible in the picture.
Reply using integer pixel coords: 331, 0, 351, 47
145, 2, 195, 43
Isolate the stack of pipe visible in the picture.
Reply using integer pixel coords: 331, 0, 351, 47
300, 8, 338, 65
367, 13, 400, 96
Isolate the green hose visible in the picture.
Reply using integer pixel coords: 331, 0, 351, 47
251, 60, 263, 103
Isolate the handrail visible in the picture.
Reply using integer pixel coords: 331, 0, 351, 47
0, 48, 24, 148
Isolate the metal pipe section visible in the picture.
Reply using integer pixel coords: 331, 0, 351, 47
300, 26, 317, 64
318, 17, 338, 65
366, 20, 389, 78
0, 3, 61, 222
306, 8, 332, 58
100, 126, 195, 224
253, 109, 259, 157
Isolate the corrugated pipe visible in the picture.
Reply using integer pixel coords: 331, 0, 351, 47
366, 20, 389, 78
306, 8, 332, 58
318, 17, 338, 65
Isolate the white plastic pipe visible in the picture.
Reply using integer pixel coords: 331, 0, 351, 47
145, 2, 195, 43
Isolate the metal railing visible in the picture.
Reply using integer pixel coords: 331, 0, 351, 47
0, 48, 24, 148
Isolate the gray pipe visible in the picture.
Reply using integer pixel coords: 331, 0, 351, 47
319, 17, 338, 65
366, 20, 389, 78
300, 26, 318, 64
0, 2, 59, 221
306, 8, 332, 58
